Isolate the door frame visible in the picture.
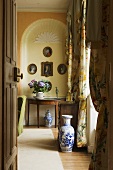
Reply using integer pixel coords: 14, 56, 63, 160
0, 0, 3, 169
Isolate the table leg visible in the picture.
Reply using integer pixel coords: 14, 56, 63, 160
28, 102, 30, 126
55, 103, 58, 128
37, 104, 39, 128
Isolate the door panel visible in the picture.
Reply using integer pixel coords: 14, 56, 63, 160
6, 0, 11, 59
6, 86, 11, 158
12, 86, 17, 148
12, 1, 16, 62
3, 0, 17, 169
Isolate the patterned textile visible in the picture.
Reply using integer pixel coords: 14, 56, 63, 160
86, 0, 102, 41
65, 2, 72, 101
73, 0, 82, 57
72, 0, 90, 147
77, 100, 87, 147
77, 42, 91, 147
88, 0, 109, 169
67, 0, 109, 168
67, 32, 73, 101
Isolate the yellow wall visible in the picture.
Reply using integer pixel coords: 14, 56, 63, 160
17, 12, 66, 67
17, 12, 68, 98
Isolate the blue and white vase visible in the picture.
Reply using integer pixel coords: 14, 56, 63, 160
44, 110, 53, 127
59, 115, 74, 152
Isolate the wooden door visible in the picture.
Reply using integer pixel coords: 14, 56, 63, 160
0, 0, 3, 169
3, 0, 18, 169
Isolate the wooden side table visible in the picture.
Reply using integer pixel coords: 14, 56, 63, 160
26, 97, 64, 128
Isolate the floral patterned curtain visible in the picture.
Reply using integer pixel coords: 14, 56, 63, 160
67, 31, 73, 101
76, 0, 91, 147
87, 0, 110, 169
68, 0, 90, 147
66, 0, 110, 168
77, 46, 91, 147
65, 2, 73, 102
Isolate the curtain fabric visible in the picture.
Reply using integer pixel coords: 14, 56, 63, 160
65, 1, 73, 101
77, 44, 91, 147
87, 0, 110, 169
67, 32, 73, 101
71, 0, 82, 101
86, 0, 102, 41
67, 0, 109, 168
77, 0, 91, 147
71, 0, 90, 147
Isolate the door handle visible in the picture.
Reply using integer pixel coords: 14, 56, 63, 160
17, 73, 23, 79
14, 67, 23, 82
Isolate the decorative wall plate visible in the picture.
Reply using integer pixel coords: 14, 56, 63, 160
43, 46, 52, 57
57, 64, 67, 75
27, 64, 37, 75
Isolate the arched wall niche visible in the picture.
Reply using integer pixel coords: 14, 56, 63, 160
19, 18, 68, 98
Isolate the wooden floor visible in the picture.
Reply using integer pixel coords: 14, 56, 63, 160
52, 127, 91, 170
24, 126, 91, 170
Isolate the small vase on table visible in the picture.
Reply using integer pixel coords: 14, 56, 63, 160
36, 92, 44, 99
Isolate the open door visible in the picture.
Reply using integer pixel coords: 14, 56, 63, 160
2, 0, 19, 169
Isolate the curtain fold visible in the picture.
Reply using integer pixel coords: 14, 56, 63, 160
65, 1, 73, 101
77, 43, 91, 147
87, 0, 110, 169
71, 0, 90, 147
67, 32, 73, 101
66, 0, 110, 168
86, 0, 102, 41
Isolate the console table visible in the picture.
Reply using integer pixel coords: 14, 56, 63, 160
26, 97, 61, 128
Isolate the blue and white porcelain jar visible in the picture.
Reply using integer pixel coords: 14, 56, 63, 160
59, 115, 74, 152
44, 110, 53, 127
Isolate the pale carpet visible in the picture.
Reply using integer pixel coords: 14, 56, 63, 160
18, 128, 64, 170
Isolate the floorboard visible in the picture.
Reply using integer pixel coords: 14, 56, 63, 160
24, 126, 91, 170
52, 127, 91, 170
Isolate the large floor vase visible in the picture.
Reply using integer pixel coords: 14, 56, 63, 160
59, 115, 74, 152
